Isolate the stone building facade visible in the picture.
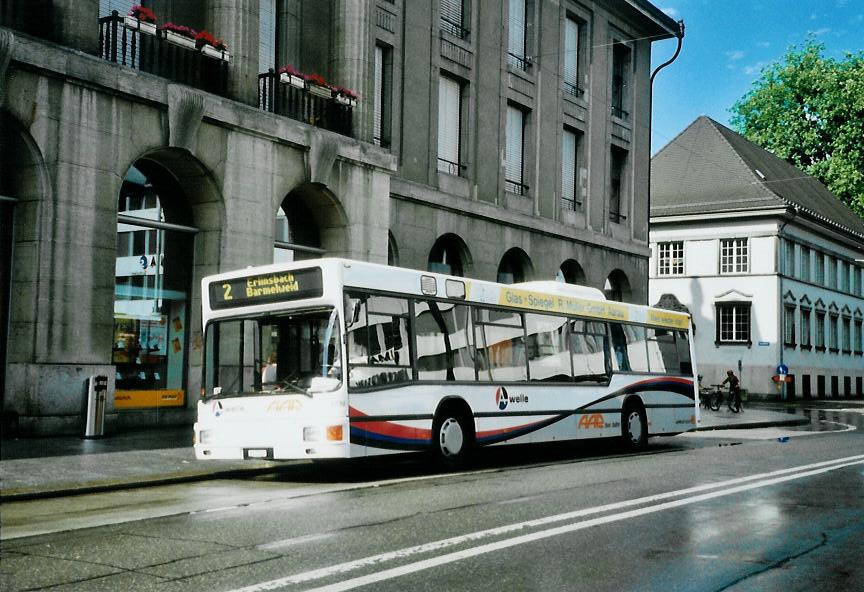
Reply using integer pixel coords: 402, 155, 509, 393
1, 0, 680, 434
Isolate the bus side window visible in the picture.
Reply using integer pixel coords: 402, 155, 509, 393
647, 327, 679, 374
474, 307, 527, 382
345, 292, 412, 389
572, 320, 610, 382
415, 300, 474, 381
676, 330, 693, 375
609, 322, 630, 372
526, 313, 571, 382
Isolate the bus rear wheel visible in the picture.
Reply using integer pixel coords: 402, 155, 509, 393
622, 402, 648, 451
432, 410, 473, 466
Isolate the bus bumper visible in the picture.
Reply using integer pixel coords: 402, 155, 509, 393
193, 420, 350, 460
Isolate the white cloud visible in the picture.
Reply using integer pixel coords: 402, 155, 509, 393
744, 62, 767, 76
809, 27, 832, 36
726, 50, 745, 61
758, 41, 771, 48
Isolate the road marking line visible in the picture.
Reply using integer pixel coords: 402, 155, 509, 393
227, 454, 864, 592
258, 532, 335, 551
304, 459, 864, 592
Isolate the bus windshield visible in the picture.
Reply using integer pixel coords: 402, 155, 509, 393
206, 308, 341, 397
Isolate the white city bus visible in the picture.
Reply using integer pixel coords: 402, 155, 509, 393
195, 258, 699, 463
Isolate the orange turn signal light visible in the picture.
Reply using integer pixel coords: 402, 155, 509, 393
326, 425, 344, 441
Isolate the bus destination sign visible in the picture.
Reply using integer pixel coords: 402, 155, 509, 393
210, 268, 323, 309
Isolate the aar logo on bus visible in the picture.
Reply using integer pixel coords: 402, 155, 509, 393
496, 387, 509, 410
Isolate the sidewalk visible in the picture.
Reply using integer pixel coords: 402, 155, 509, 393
0, 403, 812, 501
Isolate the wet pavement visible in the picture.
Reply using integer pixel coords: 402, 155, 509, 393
0, 401, 859, 501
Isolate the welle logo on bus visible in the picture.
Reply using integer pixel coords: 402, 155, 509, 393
209, 267, 323, 309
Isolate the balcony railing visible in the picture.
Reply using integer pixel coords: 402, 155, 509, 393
507, 52, 531, 72
563, 81, 585, 98
98, 11, 228, 96
505, 179, 529, 196
611, 105, 630, 120
440, 16, 469, 39
258, 70, 354, 137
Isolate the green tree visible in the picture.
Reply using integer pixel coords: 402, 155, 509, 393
730, 39, 864, 218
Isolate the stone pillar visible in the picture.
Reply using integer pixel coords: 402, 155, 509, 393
331, 0, 370, 141
208, 0, 259, 106
277, 0, 301, 68
52, 0, 99, 54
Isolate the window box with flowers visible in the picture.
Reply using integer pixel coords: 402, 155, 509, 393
195, 30, 230, 62
124, 5, 158, 36
305, 73, 334, 98
334, 86, 358, 107
158, 23, 198, 50
278, 65, 306, 89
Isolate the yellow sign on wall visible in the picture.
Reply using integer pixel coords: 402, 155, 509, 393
114, 389, 185, 409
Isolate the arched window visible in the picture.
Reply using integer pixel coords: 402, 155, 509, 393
274, 198, 323, 262
557, 259, 586, 284
604, 269, 632, 302
113, 163, 196, 404
428, 233, 471, 277
497, 248, 533, 284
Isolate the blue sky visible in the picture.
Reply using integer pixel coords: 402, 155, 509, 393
650, 0, 864, 153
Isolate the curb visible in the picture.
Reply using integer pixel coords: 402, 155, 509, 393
1, 463, 305, 503
694, 417, 810, 432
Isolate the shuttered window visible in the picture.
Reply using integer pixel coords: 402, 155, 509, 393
505, 106, 525, 194
440, 0, 467, 38
259, 0, 276, 73
561, 128, 577, 210
563, 17, 579, 95
374, 45, 384, 146
508, 0, 527, 69
438, 75, 462, 175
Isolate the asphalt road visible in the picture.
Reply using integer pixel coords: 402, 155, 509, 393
1, 406, 862, 592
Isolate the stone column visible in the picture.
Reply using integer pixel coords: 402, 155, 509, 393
208, 0, 259, 106
277, 0, 302, 68
52, 0, 99, 54
331, 0, 370, 141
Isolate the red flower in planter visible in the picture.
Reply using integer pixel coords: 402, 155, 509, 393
334, 85, 359, 100
195, 30, 228, 50
277, 64, 303, 76
305, 73, 328, 87
129, 5, 157, 23
158, 23, 198, 39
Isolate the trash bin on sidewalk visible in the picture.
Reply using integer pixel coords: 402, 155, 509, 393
83, 375, 109, 438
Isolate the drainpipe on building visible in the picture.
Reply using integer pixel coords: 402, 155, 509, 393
647, 21, 685, 299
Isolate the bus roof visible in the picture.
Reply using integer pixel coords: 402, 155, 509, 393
202, 258, 690, 330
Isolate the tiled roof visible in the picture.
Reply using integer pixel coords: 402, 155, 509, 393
650, 116, 864, 238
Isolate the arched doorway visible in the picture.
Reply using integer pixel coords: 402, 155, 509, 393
557, 259, 586, 284
428, 233, 471, 276
604, 269, 632, 302
274, 199, 322, 262
113, 161, 196, 408
0, 111, 49, 412
274, 183, 348, 262
497, 248, 533, 284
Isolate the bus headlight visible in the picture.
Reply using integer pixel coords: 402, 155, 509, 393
303, 427, 321, 442
199, 430, 212, 445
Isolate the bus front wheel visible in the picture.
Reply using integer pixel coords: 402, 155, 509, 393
622, 402, 648, 451
432, 410, 474, 466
